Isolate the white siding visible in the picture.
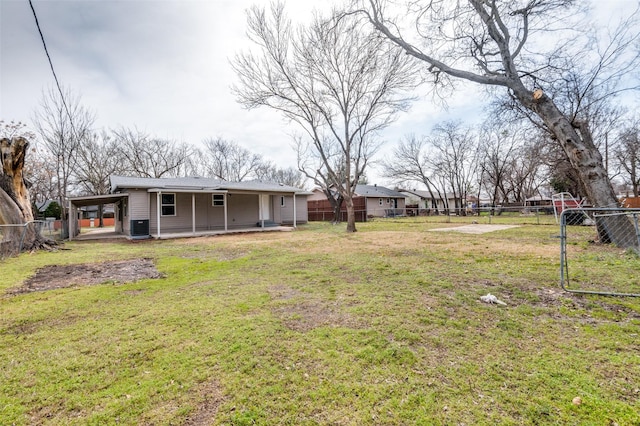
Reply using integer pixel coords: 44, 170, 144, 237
128, 190, 150, 219
228, 194, 260, 228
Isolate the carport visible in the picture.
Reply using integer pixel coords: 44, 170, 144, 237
68, 193, 129, 241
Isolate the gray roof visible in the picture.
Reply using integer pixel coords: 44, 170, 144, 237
400, 189, 457, 200
110, 176, 308, 194
354, 184, 405, 198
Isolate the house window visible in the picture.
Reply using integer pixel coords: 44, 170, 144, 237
386, 198, 391, 204
212, 194, 225, 207
379, 198, 383, 206
122, 199, 128, 217
161, 193, 176, 216
280, 196, 286, 207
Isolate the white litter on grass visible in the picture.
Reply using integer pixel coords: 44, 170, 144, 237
480, 293, 507, 306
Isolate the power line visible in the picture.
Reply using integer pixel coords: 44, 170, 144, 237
28, 0, 79, 138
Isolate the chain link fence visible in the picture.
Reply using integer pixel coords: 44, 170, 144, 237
0, 221, 64, 260
309, 205, 558, 225
559, 208, 640, 297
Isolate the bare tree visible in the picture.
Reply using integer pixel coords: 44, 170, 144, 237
479, 123, 548, 205
428, 121, 480, 214
233, 3, 417, 232
74, 131, 125, 227
33, 87, 95, 217
23, 145, 58, 208
614, 119, 640, 197
113, 127, 192, 178
382, 134, 444, 211
509, 140, 548, 203
201, 137, 263, 181
75, 131, 123, 196
359, 0, 640, 246
254, 163, 307, 188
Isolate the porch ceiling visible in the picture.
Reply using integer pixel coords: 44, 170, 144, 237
69, 193, 128, 207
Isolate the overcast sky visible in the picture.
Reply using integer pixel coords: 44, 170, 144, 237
0, 0, 636, 187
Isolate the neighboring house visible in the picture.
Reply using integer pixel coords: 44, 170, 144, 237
35, 199, 55, 216
69, 176, 309, 240
399, 189, 458, 214
354, 184, 406, 217
307, 184, 406, 221
80, 204, 115, 219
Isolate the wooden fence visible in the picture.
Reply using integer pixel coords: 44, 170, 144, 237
307, 197, 368, 222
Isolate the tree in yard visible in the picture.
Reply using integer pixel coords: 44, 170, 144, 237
429, 121, 480, 215
382, 134, 446, 213
358, 0, 640, 246
233, 3, 417, 231
479, 123, 548, 205
201, 137, 264, 181
75, 130, 124, 196
33, 87, 95, 218
74, 130, 125, 227
614, 119, 640, 197
1, 121, 54, 254
42, 201, 62, 220
112, 127, 193, 178
23, 145, 58, 208
254, 163, 307, 188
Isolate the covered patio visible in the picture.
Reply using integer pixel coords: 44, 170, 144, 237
71, 223, 295, 241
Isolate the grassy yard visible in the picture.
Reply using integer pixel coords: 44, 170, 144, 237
1, 219, 639, 425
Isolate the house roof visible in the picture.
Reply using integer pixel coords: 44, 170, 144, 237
35, 199, 55, 212
110, 176, 309, 195
69, 193, 129, 207
400, 189, 457, 200
354, 184, 405, 198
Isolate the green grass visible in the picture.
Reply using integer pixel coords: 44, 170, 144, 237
1, 220, 639, 425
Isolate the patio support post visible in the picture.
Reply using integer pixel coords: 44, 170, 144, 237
157, 192, 161, 238
293, 193, 297, 228
68, 200, 74, 241
192, 193, 196, 235
259, 194, 264, 229
224, 193, 228, 231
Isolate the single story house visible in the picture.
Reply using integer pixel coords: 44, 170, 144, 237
399, 189, 459, 214
354, 184, 406, 217
307, 184, 406, 221
68, 176, 309, 240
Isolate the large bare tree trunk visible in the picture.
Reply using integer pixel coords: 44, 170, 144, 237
0, 137, 54, 255
520, 91, 636, 249
345, 196, 357, 233
522, 92, 617, 208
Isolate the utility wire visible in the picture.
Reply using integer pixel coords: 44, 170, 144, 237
28, 0, 79, 138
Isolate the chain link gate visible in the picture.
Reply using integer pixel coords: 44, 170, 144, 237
559, 208, 640, 297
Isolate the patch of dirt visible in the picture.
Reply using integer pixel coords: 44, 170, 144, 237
7, 258, 163, 295
182, 380, 225, 426
269, 285, 363, 332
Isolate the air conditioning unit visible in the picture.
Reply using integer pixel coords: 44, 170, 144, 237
130, 219, 150, 239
